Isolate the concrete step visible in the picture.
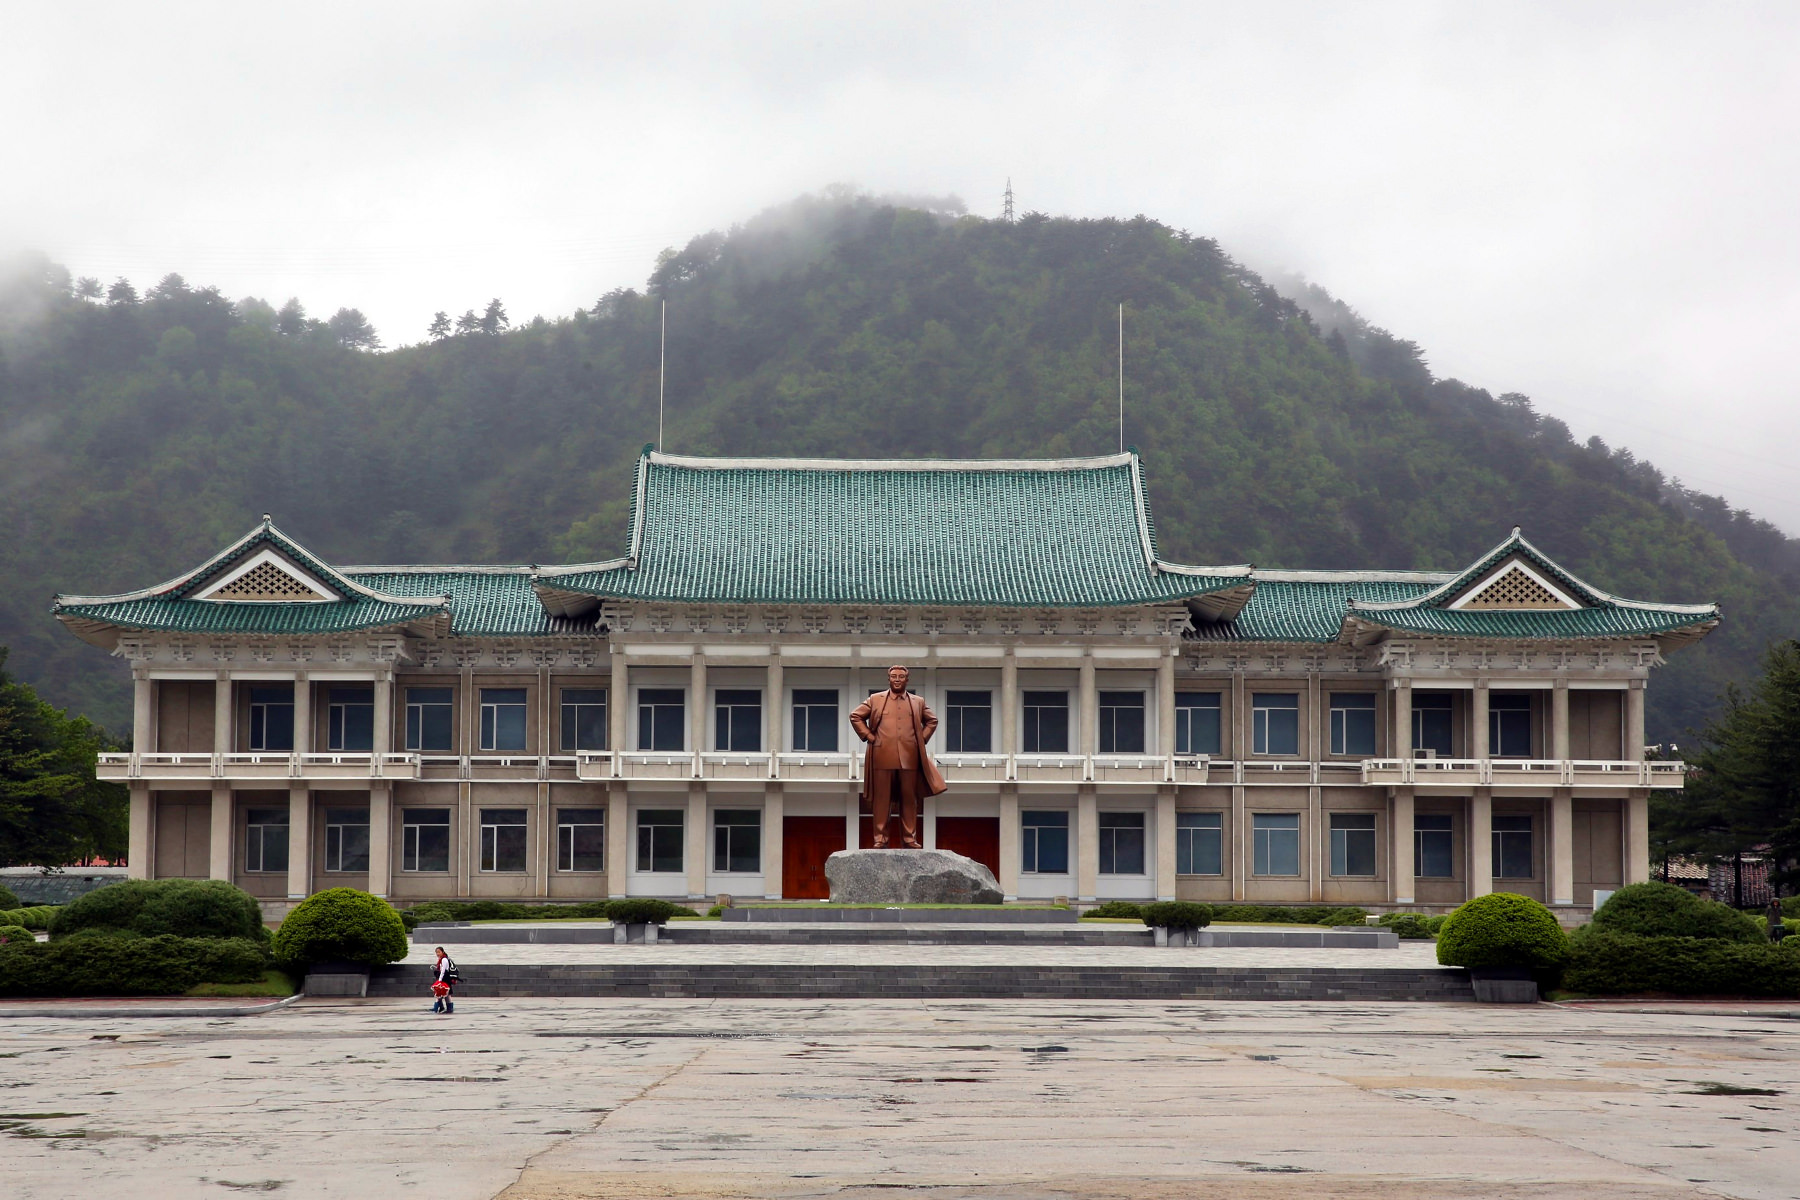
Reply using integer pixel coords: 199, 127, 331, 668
722, 906, 1077, 924
370, 962, 1474, 1002
414, 923, 1396, 948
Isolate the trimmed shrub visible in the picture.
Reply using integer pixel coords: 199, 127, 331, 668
0, 909, 25, 928
0, 931, 267, 996
51, 879, 265, 943
605, 898, 685, 925
0, 883, 20, 910
1141, 901, 1212, 930
1563, 928, 1800, 997
1437, 892, 1569, 969
1209, 905, 1370, 926
273, 888, 408, 969
400, 900, 613, 924
1592, 882, 1764, 944
1084, 901, 1144, 919
2, 906, 60, 931
1379, 914, 1439, 940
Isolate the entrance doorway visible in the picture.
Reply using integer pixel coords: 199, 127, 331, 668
782, 816, 846, 900
936, 816, 1001, 878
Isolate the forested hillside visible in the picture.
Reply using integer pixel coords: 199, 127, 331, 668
2, 193, 1794, 739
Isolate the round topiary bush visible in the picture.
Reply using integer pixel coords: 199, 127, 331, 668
0, 883, 21, 910
604, 898, 685, 926
50, 879, 265, 943
1141, 901, 1212, 930
272, 888, 408, 969
1436, 892, 1570, 969
1593, 881, 1764, 943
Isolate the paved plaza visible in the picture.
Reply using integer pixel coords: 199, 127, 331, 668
4, 995, 1798, 1199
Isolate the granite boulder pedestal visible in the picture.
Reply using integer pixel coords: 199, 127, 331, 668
824, 848, 1003, 905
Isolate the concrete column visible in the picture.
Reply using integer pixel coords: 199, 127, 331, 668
1552, 680, 1570, 761
923, 792, 937, 849
1154, 786, 1176, 901
1394, 679, 1413, 757
1625, 682, 1646, 760
1392, 787, 1415, 905
456, 781, 472, 897
1230, 784, 1247, 900
1550, 787, 1574, 905
1469, 788, 1493, 899
1076, 786, 1099, 901
998, 785, 1021, 901
459, 667, 474, 757
1230, 672, 1246, 760
685, 783, 706, 898
690, 652, 708, 759
536, 781, 551, 898
608, 646, 628, 755
1000, 649, 1019, 756
1157, 651, 1176, 758
845, 789, 861, 853
209, 784, 233, 881
763, 786, 784, 899
292, 672, 311, 757
368, 783, 391, 898
1307, 784, 1323, 902
286, 786, 310, 900
767, 651, 784, 754
373, 672, 393, 758
539, 666, 552, 757
1306, 672, 1321, 761
1625, 789, 1650, 884
1471, 680, 1490, 760
132, 671, 153, 753
214, 673, 233, 757
1078, 652, 1097, 757
128, 782, 152, 879
606, 783, 629, 898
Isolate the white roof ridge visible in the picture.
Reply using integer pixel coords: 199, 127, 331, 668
647, 450, 1137, 472
1253, 568, 1456, 584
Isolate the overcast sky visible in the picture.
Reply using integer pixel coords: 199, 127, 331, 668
7, 3, 1797, 529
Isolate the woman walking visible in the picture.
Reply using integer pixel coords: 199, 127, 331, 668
431, 946, 459, 1015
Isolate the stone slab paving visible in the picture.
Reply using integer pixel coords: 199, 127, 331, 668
2, 997, 1796, 1199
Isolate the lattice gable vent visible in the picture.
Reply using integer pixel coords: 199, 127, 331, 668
1456, 563, 1577, 610
194, 550, 338, 602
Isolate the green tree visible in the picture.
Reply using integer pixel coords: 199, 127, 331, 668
479, 298, 508, 335
326, 307, 381, 350
275, 297, 312, 336
427, 311, 451, 341
0, 648, 127, 867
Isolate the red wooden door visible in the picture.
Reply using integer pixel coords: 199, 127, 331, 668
936, 817, 1001, 878
782, 816, 847, 900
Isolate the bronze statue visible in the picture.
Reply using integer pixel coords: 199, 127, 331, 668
851, 665, 947, 848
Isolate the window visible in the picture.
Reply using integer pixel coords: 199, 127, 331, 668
405, 687, 453, 752
557, 807, 606, 872
1022, 691, 1070, 753
1492, 814, 1534, 879
1330, 813, 1377, 877
1176, 812, 1223, 875
1252, 812, 1301, 876
1098, 812, 1146, 875
1415, 813, 1454, 878
636, 808, 684, 872
713, 810, 762, 873
1490, 693, 1533, 757
637, 689, 685, 752
248, 685, 294, 752
401, 808, 451, 873
561, 688, 607, 751
479, 688, 528, 752
1021, 810, 1069, 874
479, 808, 528, 873
1251, 694, 1300, 756
323, 806, 370, 873
1412, 692, 1454, 757
1174, 693, 1222, 755
245, 806, 289, 873
944, 690, 992, 753
326, 685, 374, 752
1329, 693, 1376, 756
1098, 691, 1146, 753
714, 689, 762, 752
791, 689, 839, 752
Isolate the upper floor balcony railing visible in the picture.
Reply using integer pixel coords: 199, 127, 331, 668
98, 751, 424, 782
1361, 757, 1686, 788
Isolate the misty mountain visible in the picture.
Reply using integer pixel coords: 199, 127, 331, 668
2, 192, 1794, 739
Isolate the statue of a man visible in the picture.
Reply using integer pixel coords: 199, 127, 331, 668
851, 665, 947, 849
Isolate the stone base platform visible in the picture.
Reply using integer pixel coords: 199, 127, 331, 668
722, 905, 1074, 923
414, 922, 1399, 948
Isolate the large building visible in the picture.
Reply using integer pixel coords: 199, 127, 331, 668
56, 451, 1717, 916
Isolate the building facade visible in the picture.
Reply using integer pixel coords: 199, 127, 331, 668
56, 451, 1717, 915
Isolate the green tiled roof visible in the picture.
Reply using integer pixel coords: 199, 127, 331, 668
538, 452, 1251, 609
347, 569, 587, 636
1187, 578, 1443, 642
54, 596, 447, 637
1345, 605, 1718, 640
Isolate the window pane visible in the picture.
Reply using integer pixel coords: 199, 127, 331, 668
637, 809, 684, 872
1175, 694, 1221, 755
1412, 692, 1455, 756
1021, 810, 1069, 874
1177, 812, 1223, 875
1099, 812, 1145, 875
1253, 695, 1300, 756
639, 690, 686, 751
407, 689, 454, 752
1415, 814, 1454, 879
713, 810, 762, 873
1330, 813, 1377, 877
1099, 692, 1146, 754
1023, 691, 1069, 753
1330, 693, 1376, 756
1492, 815, 1533, 878
945, 691, 992, 753
1253, 812, 1301, 876
561, 689, 607, 752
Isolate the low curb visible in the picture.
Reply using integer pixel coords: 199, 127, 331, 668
0, 993, 302, 1020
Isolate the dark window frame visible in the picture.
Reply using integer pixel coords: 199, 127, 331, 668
1021, 809, 1070, 874
1022, 690, 1070, 754
323, 806, 370, 873
1329, 812, 1377, 877
1097, 691, 1147, 754
401, 807, 451, 873
1174, 692, 1222, 756
714, 689, 763, 753
635, 808, 685, 873
790, 689, 839, 752
637, 689, 686, 752
1176, 811, 1223, 876
1329, 692, 1377, 757
560, 688, 608, 752
405, 687, 454, 753
712, 809, 762, 874
944, 690, 993, 753
1098, 811, 1146, 875
557, 807, 606, 872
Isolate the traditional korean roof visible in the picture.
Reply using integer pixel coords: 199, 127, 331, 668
535, 451, 1256, 615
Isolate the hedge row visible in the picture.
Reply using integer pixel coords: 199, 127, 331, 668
1592, 882, 1766, 943
1083, 902, 1368, 925
402, 899, 692, 926
0, 931, 268, 997
1378, 913, 1449, 940
51, 879, 268, 945
1563, 928, 1800, 997
0, 905, 61, 931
